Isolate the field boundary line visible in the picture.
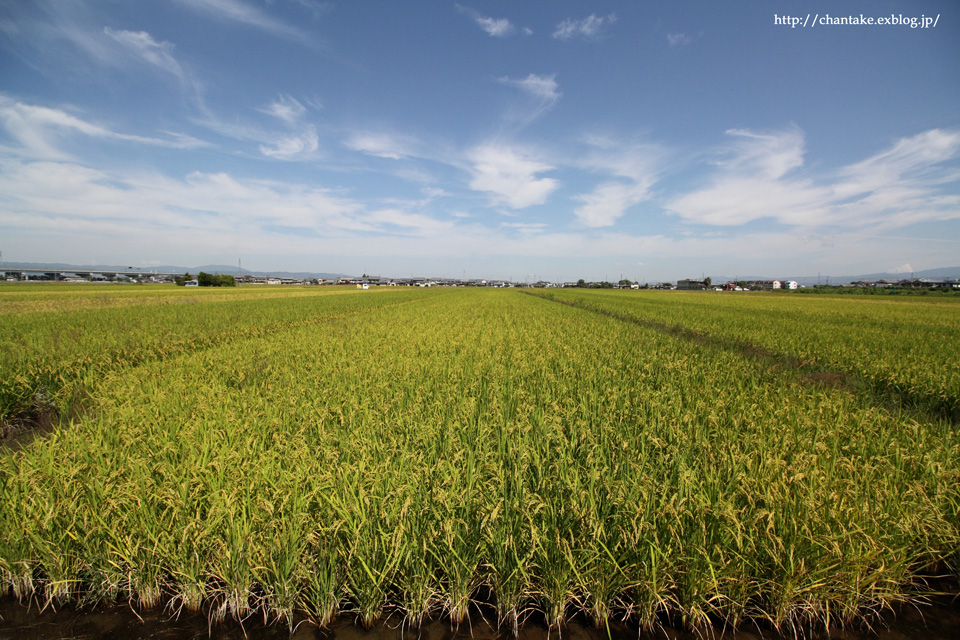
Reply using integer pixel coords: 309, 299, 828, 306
522, 290, 959, 426
1, 290, 449, 448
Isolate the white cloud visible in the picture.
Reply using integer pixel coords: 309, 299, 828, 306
721, 126, 805, 180
477, 16, 513, 37
0, 96, 208, 160
421, 187, 448, 199
668, 176, 828, 227
666, 127, 960, 230
499, 73, 560, 103
103, 28, 184, 79
574, 181, 653, 227
578, 134, 662, 182
3, 150, 958, 280
259, 125, 319, 159
468, 144, 559, 209
259, 94, 307, 124
457, 4, 515, 37
836, 128, 960, 197
553, 14, 616, 41
247, 96, 321, 160
363, 209, 454, 235
500, 222, 547, 233
0, 158, 363, 234
19, 8, 206, 103
570, 135, 662, 227
667, 33, 691, 47
498, 73, 561, 125
175, 0, 313, 44
344, 131, 415, 160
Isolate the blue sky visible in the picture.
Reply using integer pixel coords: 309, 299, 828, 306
1, 0, 958, 282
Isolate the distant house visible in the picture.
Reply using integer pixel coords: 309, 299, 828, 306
854, 279, 896, 288
897, 278, 957, 289
744, 280, 781, 290
677, 279, 708, 290
782, 280, 798, 290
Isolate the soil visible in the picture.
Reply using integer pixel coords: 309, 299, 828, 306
1, 594, 959, 640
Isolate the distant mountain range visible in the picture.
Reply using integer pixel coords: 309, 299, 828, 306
706, 266, 960, 287
1, 262, 346, 280
3, 262, 959, 285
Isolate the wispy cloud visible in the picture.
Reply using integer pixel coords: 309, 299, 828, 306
362, 208, 455, 236
457, 4, 515, 37
720, 126, 805, 180
249, 94, 320, 160
103, 28, 184, 78
344, 131, 417, 160
100, 27, 205, 104
175, 0, 314, 45
574, 181, 653, 228
667, 33, 691, 47
3, 147, 957, 277
468, 144, 559, 209
4, 2, 201, 92
0, 96, 208, 160
666, 127, 960, 230
498, 73, 561, 125
499, 73, 560, 103
0, 153, 480, 260
0, 158, 363, 235
570, 135, 662, 227
837, 128, 960, 196
553, 14, 616, 41
259, 125, 319, 160
500, 221, 547, 233
259, 94, 307, 124
578, 134, 663, 183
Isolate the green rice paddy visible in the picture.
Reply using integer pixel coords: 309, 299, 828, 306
1, 283, 958, 636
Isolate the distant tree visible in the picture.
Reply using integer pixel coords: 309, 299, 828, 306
174, 272, 192, 286
704, 277, 712, 287
195, 272, 236, 287
576, 279, 586, 288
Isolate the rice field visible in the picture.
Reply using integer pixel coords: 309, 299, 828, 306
1, 283, 958, 637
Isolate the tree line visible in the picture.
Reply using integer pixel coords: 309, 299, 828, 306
174, 272, 237, 287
